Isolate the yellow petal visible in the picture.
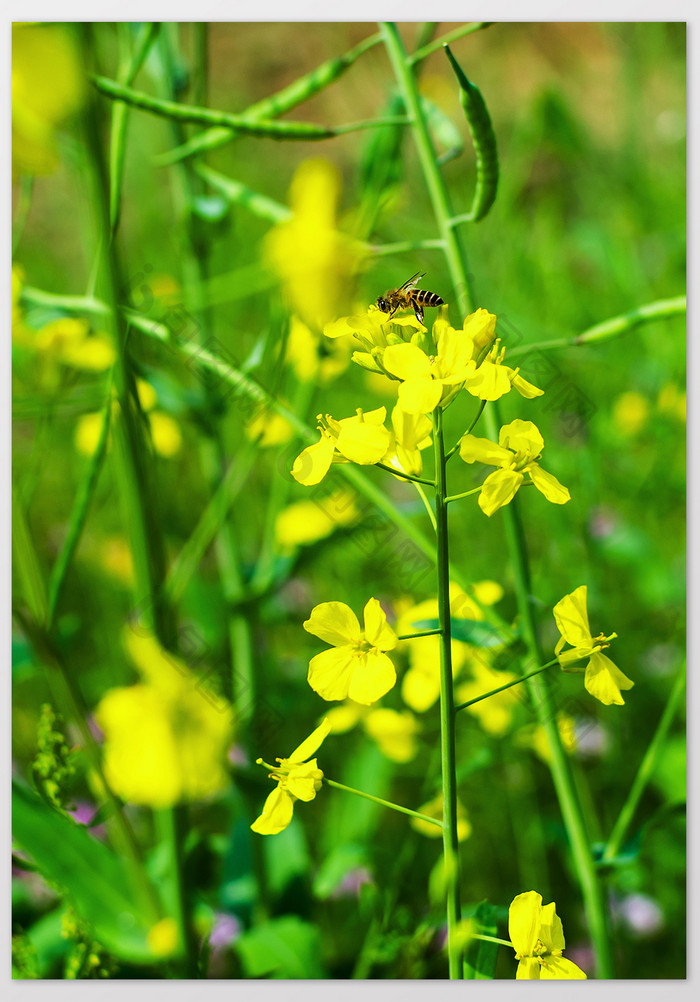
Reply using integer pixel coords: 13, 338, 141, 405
336, 421, 391, 465
363, 597, 397, 651
540, 956, 587, 979
383, 342, 432, 381
508, 891, 543, 957
303, 601, 361, 646
511, 371, 544, 399
291, 435, 335, 485
398, 376, 443, 415
553, 586, 592, 647
585, 652, 634, 706
537, 902, 566, 953
324, 702, 365, 733
499, 419, 544, 457
285, 759, 323, 800
516, 957, 542, 979
462, 308, 497, 352
307, 646, 357, 701
468, 360, 512, 401
251, 786, 295, 835
288, 717, 332, 763
149, 413, 182, 458
459, 434, 512, 467
347, 651, 396, 705
528, 464, 571, 505
479, 468, 524, 516
363, 709, 418, 763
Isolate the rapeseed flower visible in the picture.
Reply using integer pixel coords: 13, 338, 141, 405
553, 585, 633, 706
411, 794, 472, 841
291, 407, 391, 486
95, 632, 233, 808
12, 23, 85, 175
75, 379, 182, 459
508, 891, 587, 979
325, 702, 419, 763
251, 718, 331, 835
464, 337, 543, 402
381, 323, 480, 414
382, 404, 432, 477
459, 419, 570, 517
455, 660, 520, 736
265, 159, 365, 330
304, 598, 397, 704
275, 489, 359, 550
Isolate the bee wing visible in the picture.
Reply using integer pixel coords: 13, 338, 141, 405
399, 271, 425, 292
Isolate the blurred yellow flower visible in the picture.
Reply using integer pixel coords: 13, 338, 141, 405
304, 598, 397, 704
246, 408, 295, 448
657, 382, 686, 423
398, 583, 502, 712
98, 535, 134, 587
265, 159, 366, 329
284, 315, 351, 384
12, 23, 85, 175
147, 918, 179, 959
455, 659, 520, 736
251, 718, 331, 835
95, 631, 233, 808
612, 391, 650, 436
411, 793, 471, 841
554, 585, 633, 706
74, 380, 182, 459
509, 891, 587, 979
324, 701, 419, 763
275, 489, 359, 550
148, 412, 182, 458
515, 715, 577, 765
460, 419, 570, 517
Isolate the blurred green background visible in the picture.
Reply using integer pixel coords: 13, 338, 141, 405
12, 22, 685, 979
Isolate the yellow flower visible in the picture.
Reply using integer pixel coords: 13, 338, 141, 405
246, 408, 295, 448
657, 382, 686, 423
285, 315, 351, 384
147, 918, 179, 959
515, 715, 577, 764
455, 660, 520, 737
265, 159, 365, 329
251, 718, 331, 835
398, 583, 501, 712
304, 598, 397, 704
411, 794, 471, 841
12, 24, 85, 175
508, 891, 587, 979
74, 380, 182, 459
553, 585, 633, 706
148, 413, 182, 458
291, 407, 391, 486
324, 702, 419, 762
324, 306, 425, 376
382, 404, 432, 477
275, 489, 359, 550
95, 632, 234, 808
464, 337, 543, 402
381, 323, 479, 415
612, 391, 650, 436
460, 419, 570, 517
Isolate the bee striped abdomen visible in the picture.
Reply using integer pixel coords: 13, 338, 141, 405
413, 290, 444, 308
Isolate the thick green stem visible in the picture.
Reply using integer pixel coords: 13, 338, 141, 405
432, 406, 463, 979
380, 22, 475, 316
485, 404, 613, 979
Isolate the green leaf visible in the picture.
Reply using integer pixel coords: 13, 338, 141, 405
464, 900, 502, 979
235, 916, 323, 979
313, 843, 368, 900
12, 782, 157, 964
410, 617, 511, 648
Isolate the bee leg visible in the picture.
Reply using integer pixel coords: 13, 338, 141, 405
414, 306, 424, 324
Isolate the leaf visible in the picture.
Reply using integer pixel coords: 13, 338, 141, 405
313, 843, 368, 900
12, 782, 158, 963
463, 900, 502, 979
235, 915, 323, 979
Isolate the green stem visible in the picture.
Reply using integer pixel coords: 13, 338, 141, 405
485, 404, 613, 980
445, 486, 482, 504
409, 22, 493, 65
375, 462, 435, 486
471, 933, 512, 948
397, 628, 442, 640
157, 807, 198, 976
372, 239, 446, 256
324, 778, 442, 829
603, 666, 686, 862
507, 296, 686, 358
454, 661, 556, 713
413, 480, 438, 532
380, 22, 475, 316
432, 405, 463, 979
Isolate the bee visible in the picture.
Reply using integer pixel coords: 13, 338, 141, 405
375, 272, 445, 324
